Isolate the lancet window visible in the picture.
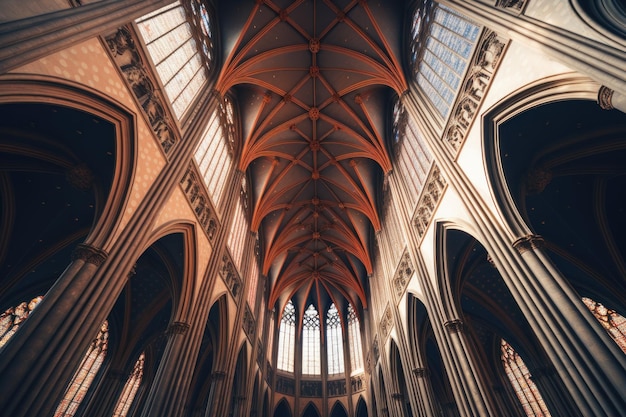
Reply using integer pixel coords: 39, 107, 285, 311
501, 339, 550, 417
583, 297, 626, 353
112, 352, 146, 417
326, 304, 345, 375
277, 300, 296, 372
302, 304, 321, 375
54, 321, 109, 417
348, 304, 364, 373
0, 296, 43, 348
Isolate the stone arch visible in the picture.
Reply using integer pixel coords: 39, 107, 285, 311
273, 398, 292, 417
355, 396, 368, 417
302, 401, 321, 417
329, 400, 348, 417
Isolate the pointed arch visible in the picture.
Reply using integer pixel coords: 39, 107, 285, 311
329, 401, 348, 417
302, 401, 321, 417
273, 398, 292, 417
355, 396, 369, 417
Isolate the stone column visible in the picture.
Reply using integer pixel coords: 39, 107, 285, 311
530, 366, 583, 417
442, 319, 499, 417
512, 235, 626, 415
0, 0, 174, 73
0, 244, 113, 417
203, 371, 226, 417
85, 370, 129, 417
138, 321, 191, 417
412, 368, 437, 417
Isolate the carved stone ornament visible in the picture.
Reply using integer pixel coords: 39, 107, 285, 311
72, 243, 108, 266
106, 26, 178, 154
166, 321, 190, 336
380, 304, 394, 340
496, 0, 527, 12
243, 304, 256, 340
598, 86, 614, 110
393, 249, 414, 298
412, 367, 428, 378
444, 29, 508, 153
181, 164, 219, 242
444, 319, 464, 334
513, 234, 545, 254
414, 164, 446, 238
221, 254, 242, 301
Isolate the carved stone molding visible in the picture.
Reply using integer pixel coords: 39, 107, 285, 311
393, 249, 414, 298
72, 243, 108, 266
412, 367, 428, 378
380, 304, 393, 341
276, 376, 295, 395
242, 304, 256, 341
513, 234, 545, 254
221, 254, 242, 301
166, 321, 190, 336
598, 86, 614, 110
444, 319, 464, 334
327, 379, 346, 397
372, 335, 380, 363
495, 0, 527, 12
351, 374, 366, 392
444, 29, 507, 153
413, 164, 446, 238
181, 164, 218, 242
106, 26, 178, 154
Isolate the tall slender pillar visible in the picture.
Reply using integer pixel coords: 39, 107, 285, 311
0, 243, 117, 417
442, 319, 499, 417
530, 365, 583, 417
412, 368, 437, 417
138, 321, 191, 417
86, 370, 129, 417
204, 371, 226, 417
511, 234, 626, 416
0, 0, 173, 73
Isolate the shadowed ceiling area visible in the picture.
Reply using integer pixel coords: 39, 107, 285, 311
216, 0, 407, 313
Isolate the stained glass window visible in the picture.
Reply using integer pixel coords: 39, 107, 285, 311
0, 296, 43, 348
348, 304, 364, 373
112, 352, 145, 417
326, 304, 345, 375
501, 339, 550, 417
194, 99, 234, 209
136, 0, 214, 119
583, 297, 626, 353
411, 2, 480, 117
277, 300, 296, 372
54, 321, 109, 417
302, 304, 321, 375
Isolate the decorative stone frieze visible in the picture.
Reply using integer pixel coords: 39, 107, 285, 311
380, 304, 393, 341
276, 375, 295, 395
444, 29, 507, 153
106, 27, 178, 154
327, 379, 346, 396
72, 243, 108, 266
301, 380, 323, 397
495, 0, 527, 12
181, 164, 219, 242
393, 249, 414, 299
221, 253, 242, 301
413, 164, 446, 238
351, 374, 365, 392
412, 367, 428, 378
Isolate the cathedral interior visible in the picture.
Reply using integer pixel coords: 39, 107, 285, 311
0, 1, 625, 416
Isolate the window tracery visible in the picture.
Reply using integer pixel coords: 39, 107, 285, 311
583, 297, 626, 352
348, 304, 364, 373
112, 352, 145, 417
0, 296, 43, 348
54, 321, 109, 417
500, 339, 550, 417
277, 300, 296, 373
410, 1, 480, 117
302, 304, 321, 375
326, 304, 344, 375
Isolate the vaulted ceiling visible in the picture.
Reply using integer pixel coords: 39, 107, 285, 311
215, 0, 407, 314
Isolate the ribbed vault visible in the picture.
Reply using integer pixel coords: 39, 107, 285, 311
216, 0, 406, 312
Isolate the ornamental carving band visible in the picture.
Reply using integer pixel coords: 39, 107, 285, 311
413, 367, 428, 378
513, 234, 545, 253
72, 243, 108, 266
444, 319, 464, 333
598, 86, 614, 110
167, 321, 190, 335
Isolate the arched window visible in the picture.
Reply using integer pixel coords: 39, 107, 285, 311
194, 98, 235, 209
391, 98, 433, 211
277, 300, 296, 372
54, 321, 109, 417
583, 297, 626, 353
302, 304, 321, 375
0, 296, 43, 347
348, 304, 364, 373
136, 0, 215, 118
410, 1, 480, 118
112, 352, 146, 417
326, 304, 344, 375
500, 339, 550, 417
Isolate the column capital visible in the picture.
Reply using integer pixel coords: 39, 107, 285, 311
391, 392, 403, 400
412, 367, 428, 378
512, 234, 545, 254
72, 243, 108, 266
211, 371, 227, 381
166, 321, 190, 336
598, 86, 614, 110
444, 319, 464, 333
